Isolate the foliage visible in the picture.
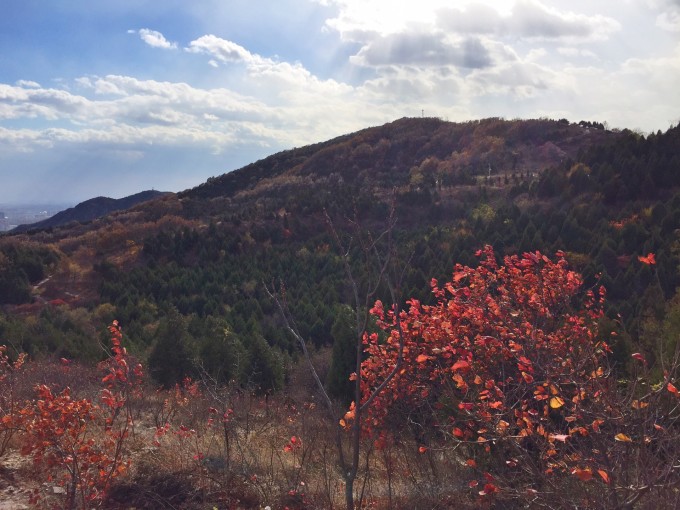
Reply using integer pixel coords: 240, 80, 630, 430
18, 321, 141, 509
353, 247, 680, 507
0, 345, 27, 457
0, 241, 59, 304
148, 307, 196, 388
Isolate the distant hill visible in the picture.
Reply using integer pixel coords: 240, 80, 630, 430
11, 190, 171, 233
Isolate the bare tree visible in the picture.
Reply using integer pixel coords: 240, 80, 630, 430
266, 205, 407, 510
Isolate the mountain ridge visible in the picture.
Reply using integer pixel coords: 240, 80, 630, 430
10, 190, 171, 233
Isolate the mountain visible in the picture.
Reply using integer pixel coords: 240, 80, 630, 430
1, 116, 679, 392
180, 116, 615, 217
10, 190, 171, 233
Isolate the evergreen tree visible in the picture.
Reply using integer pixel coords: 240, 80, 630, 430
148, 308, 195, 388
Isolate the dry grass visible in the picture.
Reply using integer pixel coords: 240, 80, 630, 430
0, 363, 562, 510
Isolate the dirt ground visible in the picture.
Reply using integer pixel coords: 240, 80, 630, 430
0, 453, 33, 509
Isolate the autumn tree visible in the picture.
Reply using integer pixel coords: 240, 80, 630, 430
354, 246, 608, 502
20, 321, 142, 509
0, 345, 26, 457
351, 246, 680, 508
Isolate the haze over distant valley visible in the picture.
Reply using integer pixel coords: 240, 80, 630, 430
0, 203, 73, 232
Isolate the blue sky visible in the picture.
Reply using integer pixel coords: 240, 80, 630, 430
1, 0, 679, 204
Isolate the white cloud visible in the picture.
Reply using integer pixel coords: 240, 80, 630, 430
656, 10, 680, 30
321, 0, 620, 43
15, 80, 41, 89
186, 35, 259, 64
557, 47, 598, 59
509, 1, 620, 41
350, 32, 494, 69
137, 29, 178, 50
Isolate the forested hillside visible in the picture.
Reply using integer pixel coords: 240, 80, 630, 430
1, 117, 679, 393
2, 116, 680, 509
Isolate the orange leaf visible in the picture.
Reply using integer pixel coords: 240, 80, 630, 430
466, 458, 477, 467
597, 469, 610, 484
572, 467, 593, 481
416, 354, 430, 364
549, 397, 565, 409
668, 382, 679, 396
615, 433, 632, 442
631, 400, 649, 409
638, 253, 656, 265
453, 271, 467, 282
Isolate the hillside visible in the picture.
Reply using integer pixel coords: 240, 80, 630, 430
0, 116, 679, 389
10, 190, 171, 233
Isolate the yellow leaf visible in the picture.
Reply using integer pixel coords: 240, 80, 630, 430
631, 400, 649, 409
615, 433, 632, 442
549, 396, 565, 409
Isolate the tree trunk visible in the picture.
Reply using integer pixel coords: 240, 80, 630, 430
345, 476, 355, 510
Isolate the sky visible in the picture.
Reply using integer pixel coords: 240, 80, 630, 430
0, 0, 679, 205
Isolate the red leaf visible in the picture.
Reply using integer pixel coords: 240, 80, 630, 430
452, 360, 470, 372
638, 253, 656, 265
668, 382, 679, 396
481, 483, 498, 495
631, 352, 646, 364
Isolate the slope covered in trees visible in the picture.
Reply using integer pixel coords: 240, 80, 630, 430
0, 117, 678, 392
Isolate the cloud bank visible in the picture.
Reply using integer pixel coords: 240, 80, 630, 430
0, 0, 678, 202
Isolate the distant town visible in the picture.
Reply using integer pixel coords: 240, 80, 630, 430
0, 204, 71, 232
